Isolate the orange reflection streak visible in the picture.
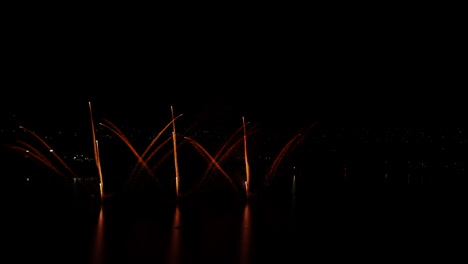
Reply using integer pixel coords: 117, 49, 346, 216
183, 136, 240, 193
18, 126, 79, 179
240, 203, 252, 264
90, 206, 105, 264
168, 205, 182, 264
99, 119, 156, 181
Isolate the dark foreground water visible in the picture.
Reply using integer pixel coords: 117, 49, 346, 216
5, 187, 466, 264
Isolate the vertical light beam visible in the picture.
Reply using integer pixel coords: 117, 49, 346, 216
89, 102, 104, 200
243, 116, 250, 197
171, 106, 180, 200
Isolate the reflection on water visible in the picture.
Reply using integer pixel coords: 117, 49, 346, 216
9, 187, 466, 264
21, 195, 303, 264
240, 203, 251, 264
168, 205, 181, 264
91, 206, 104, 264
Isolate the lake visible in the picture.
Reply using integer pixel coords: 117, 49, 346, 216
6, 185, 465, 264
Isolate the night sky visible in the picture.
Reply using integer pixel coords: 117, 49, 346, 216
1, 4, 466, 133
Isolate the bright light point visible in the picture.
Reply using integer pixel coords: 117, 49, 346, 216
49, 149, 54, 152
26, 178, 29, 182
25, 150, 29, 153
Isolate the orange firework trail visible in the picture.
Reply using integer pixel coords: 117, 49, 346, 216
295, 122, 317, 145
171, 106, 180, 200
18, 126, 79, 179
183, 136, 240, 193
89, 102, 104, 199
242, 117, 251, 196
202, 122, 258, 180
129, 113, 182, 179
265, 133, 302, 187
139, 113, 182, 163
265, 122, 317, 187
8, 142, 65, 177
202, 125, 245, 178
131, 135, 173, 178
149, 138, 187, 173
99, 118, 156, 181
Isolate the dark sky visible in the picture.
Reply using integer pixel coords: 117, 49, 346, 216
2, 6, 466, 132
